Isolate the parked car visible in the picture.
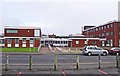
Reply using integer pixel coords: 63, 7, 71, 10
82, 46, 108, 56
109, 47, 120, 55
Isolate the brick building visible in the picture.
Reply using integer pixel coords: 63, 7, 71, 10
4, 26, 41, 48
82, 21, 120, 47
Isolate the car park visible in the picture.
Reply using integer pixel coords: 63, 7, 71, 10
82, 46, 108, 56
109, 47, 120, 55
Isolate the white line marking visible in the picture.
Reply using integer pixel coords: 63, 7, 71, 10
98, 70, 112, 76
62, 70, 67, 76
17, 72, 22, 76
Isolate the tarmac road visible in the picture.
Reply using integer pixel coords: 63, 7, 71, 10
1, 53, 120, 76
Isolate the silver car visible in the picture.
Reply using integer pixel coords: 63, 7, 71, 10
82, 46, 108, 56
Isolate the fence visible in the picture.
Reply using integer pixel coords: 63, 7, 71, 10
2, 53, 120, 71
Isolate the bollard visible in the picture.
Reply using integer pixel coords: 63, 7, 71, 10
116, 53, 119, 68
5, 54, 9, 71
76, 55, 80, 70
98, 54, 101, 69
54, 54, 58, 71
29, 54, 32, 70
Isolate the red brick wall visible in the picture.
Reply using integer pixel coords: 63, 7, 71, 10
34, 39, 40, 47
4, 39, 7, 47
82, 22, 120, 47
88, 40, 101, 46
5, 29, 34, 37
72, 39, 85, 47
19, 40, 22, 48
12, 39, 15, 47
113, 22, 119, 47
26, 40, 30, 48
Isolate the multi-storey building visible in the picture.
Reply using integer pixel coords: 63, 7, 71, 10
4, 26, 41, 48
82, 21, 120, 47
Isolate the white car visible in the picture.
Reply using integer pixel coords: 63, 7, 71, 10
82, 46, 108, 56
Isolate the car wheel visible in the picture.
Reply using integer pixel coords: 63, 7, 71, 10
103, 52, 107, 56
88, 52, 92, 56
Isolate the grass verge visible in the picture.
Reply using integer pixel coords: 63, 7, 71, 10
1, 48, 38, 52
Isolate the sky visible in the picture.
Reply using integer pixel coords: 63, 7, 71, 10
0, 0, 120, 35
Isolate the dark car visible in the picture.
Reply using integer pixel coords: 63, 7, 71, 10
109, 47, 120, 55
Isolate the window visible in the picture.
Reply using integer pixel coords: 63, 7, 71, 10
96, 28, 98, 31
111, 24, 113, 27
99, 34, 101, 37
7, 38, 12, 44
99, 27, 101, 30
102, 41, 105, 46
106, 32, 109, 36
110, 39, 113, 47
34, 30, 40, 36
107, 25, 109, 28
119, 32, 120, 35
76, 41, 79, 44
111, 32, 113, 35
85, 40, 88, 44
104, 26, 106, 29
106, 40, 110, 46
7, 30, 18, 33
15, 38, 19, 44
101, 27, 103, 30
30, 38, 33, 44
119, 39, 120, 47
41, 41, 44, 44
93, 41, 96, 45
23, 38, 26, 43
102, 33, 105, 37
0, 39, 4, 44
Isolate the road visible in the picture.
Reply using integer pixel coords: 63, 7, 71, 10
1, 53, 120, 76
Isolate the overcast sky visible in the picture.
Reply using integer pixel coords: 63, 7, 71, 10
0, 0, 119, 35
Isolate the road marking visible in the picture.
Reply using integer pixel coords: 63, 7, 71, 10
98, 70, 112, 76
17, 72, 22, 76
62, 69, 67, 76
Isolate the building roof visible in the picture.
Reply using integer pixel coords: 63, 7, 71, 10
5, 26, 41, 29
83, 20, 119, 32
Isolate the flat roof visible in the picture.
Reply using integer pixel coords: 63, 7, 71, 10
83, 20, 120, 32
5, 26, 41, 29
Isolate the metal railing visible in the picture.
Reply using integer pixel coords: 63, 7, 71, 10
2, 53, 120, 71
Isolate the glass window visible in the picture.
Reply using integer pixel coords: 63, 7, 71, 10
106, 32, 109, 36
23, 38, 26, 43
93, 41, 96, 45
101, 27, 103, 30
111, 24, 113, 27
34, 30, 40, 36
106, 40, 110, 46
119, 39, 120, 47
102, 33, 104, 37
99, 27, 101, 30
99, 34, 101, 37
119, 32, 120, 35
7, 30, 18, 33
7, 38, 12, 44
76, 41, 79, 44
111, 32, 113, 35
104, 26, 106, 29
30, 38, 33, 44
41, 41, 44, 44
0, 39, 4, 44
15, 38, 19, 44
107, 25, 109, 28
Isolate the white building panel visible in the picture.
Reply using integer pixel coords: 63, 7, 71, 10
22, 44, 26, 47
7, 44, 11, 47
15, 44, 19, 47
